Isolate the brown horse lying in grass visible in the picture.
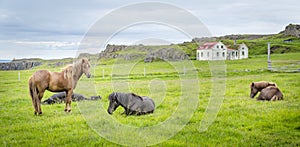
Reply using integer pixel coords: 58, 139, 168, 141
250, 81, 277, 98
257, 86, 283, 101
29, 58, 91, 115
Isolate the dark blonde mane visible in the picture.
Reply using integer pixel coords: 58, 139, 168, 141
61, 58, 90, 89
63, 64, 73, 80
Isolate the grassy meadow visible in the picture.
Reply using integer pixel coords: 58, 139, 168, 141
1, 53, 300, 146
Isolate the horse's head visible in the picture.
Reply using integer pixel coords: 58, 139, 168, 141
107, 92, 120, 115
250, 82, 258, 98
81, 58, 91, 78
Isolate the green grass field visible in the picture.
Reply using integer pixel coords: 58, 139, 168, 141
1, 53, 300, 146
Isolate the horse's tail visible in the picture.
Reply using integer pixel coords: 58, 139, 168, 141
29, 76, 39, 114
29, 77, 37, 100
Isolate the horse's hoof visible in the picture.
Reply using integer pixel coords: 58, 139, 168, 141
64, 109, 71, 112
34, 111, 42, 115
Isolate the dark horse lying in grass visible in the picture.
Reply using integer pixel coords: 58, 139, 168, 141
107, 92, 155, 115
42, 92, 101, 104
29, 58, 91, 115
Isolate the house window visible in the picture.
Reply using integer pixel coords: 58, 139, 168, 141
236, 52, 238, 56
201, 52, 203, 57
217, 52, 219, 57
232, 52, 234, 56
207, 52, 209, 57
242, 51, 244, 56
217, 45, 219, 48
221, 45, 223, 48
222, 52, 225, 57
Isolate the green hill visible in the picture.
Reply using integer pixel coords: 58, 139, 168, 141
98, 24, 300, 61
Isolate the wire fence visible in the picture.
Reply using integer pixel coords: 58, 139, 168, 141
269, 60, 300, 72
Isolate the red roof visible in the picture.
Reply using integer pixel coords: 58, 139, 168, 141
197, 42, 218, 50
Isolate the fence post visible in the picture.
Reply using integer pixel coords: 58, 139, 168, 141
102, 69, 104, 79
18, 72, 20, 81
267, 42, 272, 70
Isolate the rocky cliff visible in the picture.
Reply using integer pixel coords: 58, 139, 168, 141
144, 48, 189, 62
99, 44, 189, 62
280, 24, 300, 38
0, 60, 42, 70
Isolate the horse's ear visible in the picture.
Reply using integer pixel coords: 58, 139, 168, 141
250, 82, 254, 88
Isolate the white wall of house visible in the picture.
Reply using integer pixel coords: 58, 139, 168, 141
212, 49, 227, 60
197, 49, 211, 60
197, 42, 227, 60
227, 50, 239, 60
238, 43, 248, 59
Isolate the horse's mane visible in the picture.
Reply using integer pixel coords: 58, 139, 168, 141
62, 64, 73, 80
131, 93, 144, 101
61, 58, 90, 88
61, 58, 88, 78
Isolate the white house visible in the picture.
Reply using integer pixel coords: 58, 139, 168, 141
196, 41, 248, 60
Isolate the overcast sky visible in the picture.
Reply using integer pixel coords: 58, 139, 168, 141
0, 0, 299, 60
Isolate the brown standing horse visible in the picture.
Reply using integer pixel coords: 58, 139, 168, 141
29, 58, 91, 115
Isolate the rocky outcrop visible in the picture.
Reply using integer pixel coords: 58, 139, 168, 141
99, 44, 190, 62
220, 34, 272, 40
144, 48, 189, 62
99, 44, 127, 58
0, 61, 42, 70
47, 61, 72, 67
280, 24, 300, 38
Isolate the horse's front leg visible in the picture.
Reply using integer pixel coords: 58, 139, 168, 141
65, 90, 73, 112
